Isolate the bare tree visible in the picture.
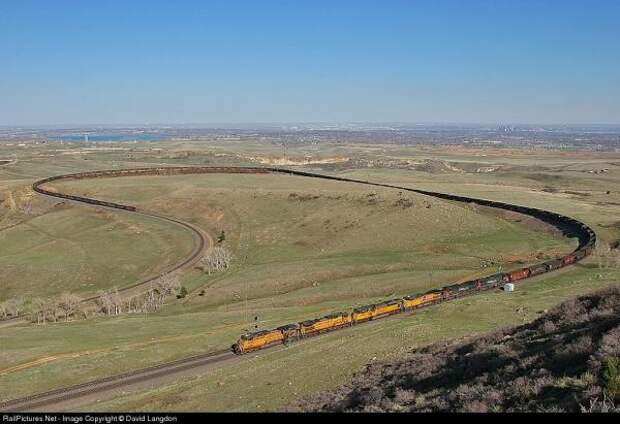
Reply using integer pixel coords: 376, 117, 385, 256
156, 274, 183, 303
47, 299, 59, 323
96, 290, 114, 316
142, 283, 160, 313
4, 297, 25, 318
77, 303, 91, 320
199, 247, 233, 275
595, 244, 620, 269
124, 295, 139, 314
57, 292, 81, 321
110, 288, 122, 315
29, 297, 47, 324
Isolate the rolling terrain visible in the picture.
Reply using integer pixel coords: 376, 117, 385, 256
1, 140, 619, 411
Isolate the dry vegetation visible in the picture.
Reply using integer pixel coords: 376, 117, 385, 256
0, 274, 186, 324
198, 246, 233, 275
290, 286, 620, 413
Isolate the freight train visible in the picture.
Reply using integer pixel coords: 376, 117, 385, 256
30, 166, 597, 356
232, 244, 594, 354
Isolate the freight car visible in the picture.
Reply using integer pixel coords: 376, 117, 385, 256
529, 263, 548, 277
562, 254, 577, 266
508, 268, 531, 282
479, 273, 509, 289
545, 259, 563, 271
442, 281, 476, 299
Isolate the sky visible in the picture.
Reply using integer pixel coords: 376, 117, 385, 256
1, 0, 619, 126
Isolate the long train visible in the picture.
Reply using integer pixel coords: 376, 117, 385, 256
31, 166, 597, 355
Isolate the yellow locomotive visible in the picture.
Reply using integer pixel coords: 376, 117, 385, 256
233, 291, 437, 354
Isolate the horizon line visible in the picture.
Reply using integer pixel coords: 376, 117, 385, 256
2, 121, 620, 129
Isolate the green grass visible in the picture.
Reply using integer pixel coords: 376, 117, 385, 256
0, 206, 194, 299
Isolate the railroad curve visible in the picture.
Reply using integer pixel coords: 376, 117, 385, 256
0, 183, 211, 327
0, 165, 597, 411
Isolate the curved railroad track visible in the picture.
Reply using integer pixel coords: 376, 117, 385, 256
0, 165, 597, 411
0, 181, 211, 327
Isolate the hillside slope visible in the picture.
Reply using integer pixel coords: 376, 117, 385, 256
289, 286, 620, 413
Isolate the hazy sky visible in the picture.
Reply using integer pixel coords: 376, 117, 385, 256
1, 0, 619, 125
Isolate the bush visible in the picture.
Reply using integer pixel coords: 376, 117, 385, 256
199, 247, 233, 274
603, 357, 620, 401
176, 286, 189, 299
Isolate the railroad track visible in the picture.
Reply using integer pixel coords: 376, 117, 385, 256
0, 349, 234, 412
0, 186, 211, 327
37, 197, 211, 303
0, 165, 597, 411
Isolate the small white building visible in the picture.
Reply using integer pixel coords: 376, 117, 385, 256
504, 283, 515, 292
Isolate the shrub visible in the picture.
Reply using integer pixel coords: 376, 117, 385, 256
199, 247, 233, 274
176, 286, 188, 299
602, 357, 620, 401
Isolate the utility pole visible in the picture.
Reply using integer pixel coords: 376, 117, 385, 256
244, 280, 248, 330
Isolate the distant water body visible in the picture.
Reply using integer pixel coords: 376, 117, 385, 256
49, 133, 170, 142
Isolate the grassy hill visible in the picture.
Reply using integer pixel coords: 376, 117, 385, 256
0, 173, 575, 402
290, 286, 620, 413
